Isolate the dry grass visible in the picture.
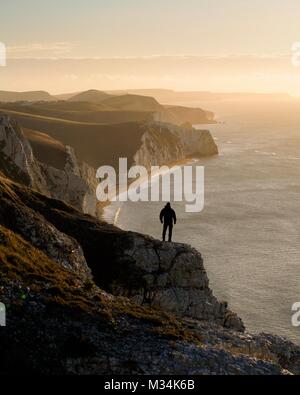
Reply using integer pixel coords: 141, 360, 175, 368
0, 222, 204, 344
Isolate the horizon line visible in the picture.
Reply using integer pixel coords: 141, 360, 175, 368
3, 53, 293, 61
0, 87, 298, 98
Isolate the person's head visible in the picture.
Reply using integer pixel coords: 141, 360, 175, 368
166, 202, 171, 208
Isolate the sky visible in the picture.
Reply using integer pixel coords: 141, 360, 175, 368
1, 0, 300, 94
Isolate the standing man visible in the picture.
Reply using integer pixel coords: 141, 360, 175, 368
160, 202, 177, 242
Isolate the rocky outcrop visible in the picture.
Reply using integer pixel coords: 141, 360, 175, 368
134, 122, 218, 169
0, 115, 48, 191
0, 176, 299, 375
38, 145, 98, 216
2, 114, 299, 375
0, 177, 91, 279
0, 175, 241, 331
0, 115, 99, 216
108, 234, 244, 331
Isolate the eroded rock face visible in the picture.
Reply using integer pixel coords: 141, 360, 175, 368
0, 115, 48, 191
111, 234, 244, 331
0, 177, 242, 332
0, 115, 99, 216
39, 146, 98, 216
0, 116, 227, 331
133, 122, 218, 169
0, 176, 299, 375
0, 221, 299, 375
0, 266, 297, 375
0, 177, 91, 280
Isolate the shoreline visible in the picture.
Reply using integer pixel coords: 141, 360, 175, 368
100, 156, 201, 224
99, 130, 300, 346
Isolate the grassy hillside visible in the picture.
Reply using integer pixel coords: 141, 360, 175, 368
0, 89, 216, 125
0, 99, 214, 126
0, 102, 154, 124
23, 129, 67, 170
0, 109, 145, 169
0, 90, 55, 102
100, 93, 163, 112
68, 89, 112, 103
68, 90, 163, 111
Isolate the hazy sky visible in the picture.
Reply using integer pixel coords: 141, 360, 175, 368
1, 0, 300, 93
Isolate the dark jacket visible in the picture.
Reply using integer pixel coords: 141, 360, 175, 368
160, 205, 177, 225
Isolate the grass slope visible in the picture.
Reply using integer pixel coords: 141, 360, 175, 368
0, 109, 144, 168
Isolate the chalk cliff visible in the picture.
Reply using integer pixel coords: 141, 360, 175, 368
134, 122, 218, 168
0, 116, 217, 218
0, 115, 99, 216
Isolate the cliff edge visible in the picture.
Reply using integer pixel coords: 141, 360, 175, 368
0, 175, 242, 331
0, 115, 218, 218
1, 114, 299, 375
0, 115, 98, 216
0, 176, 299, 375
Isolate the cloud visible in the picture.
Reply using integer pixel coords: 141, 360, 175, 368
1, 54, 299, 94
5, 48, 292, 61
7, 42, 76, 58
64, 74, 79, 80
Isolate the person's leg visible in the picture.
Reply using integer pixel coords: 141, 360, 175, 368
162, 223, 167, 241
168, 224, 173, 242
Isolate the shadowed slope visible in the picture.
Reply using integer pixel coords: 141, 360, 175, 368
0, 175, 299, 375
24, 128, 67, 170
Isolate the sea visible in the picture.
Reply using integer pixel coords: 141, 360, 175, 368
104, 100, 300, 344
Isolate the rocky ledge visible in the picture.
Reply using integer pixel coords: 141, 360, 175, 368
0, 175, 242, 331
0, 114, 299, 375
0, 176, 299, 375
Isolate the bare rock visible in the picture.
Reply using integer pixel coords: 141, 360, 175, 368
0, 115, 99, 216
115, 234, 244, 331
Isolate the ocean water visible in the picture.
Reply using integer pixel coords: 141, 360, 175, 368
104, 104, 300, 344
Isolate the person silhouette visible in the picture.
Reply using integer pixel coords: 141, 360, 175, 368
160, 202, 177, 242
